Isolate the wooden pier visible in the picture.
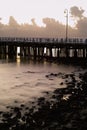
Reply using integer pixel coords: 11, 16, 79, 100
0, 37, 87, 63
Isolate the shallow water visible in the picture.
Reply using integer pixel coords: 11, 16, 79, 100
0, 58, 81, 110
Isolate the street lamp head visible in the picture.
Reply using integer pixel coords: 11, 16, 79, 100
64, 9, 68, 16
64, 9, 68, 12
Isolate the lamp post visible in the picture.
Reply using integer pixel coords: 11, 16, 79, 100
64, 9, 68, 42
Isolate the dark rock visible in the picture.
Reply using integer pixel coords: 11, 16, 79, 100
60, 82, 63, 85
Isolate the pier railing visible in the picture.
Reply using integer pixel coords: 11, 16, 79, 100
0, 37, 86, 44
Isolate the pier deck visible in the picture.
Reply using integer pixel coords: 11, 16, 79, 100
0, 37, 87, 62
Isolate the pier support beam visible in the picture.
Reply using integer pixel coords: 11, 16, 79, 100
57, 48, 60, 58
74, 49, 77, 58
8, 45, 17, 59
33, 47, 37, 59
83, 48, 85, 58
66, 48, 69, 58
49, 48, 52, 58
86, 48, 87, 58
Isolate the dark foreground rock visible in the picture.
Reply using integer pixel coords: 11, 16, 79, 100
0, 71, 87, 130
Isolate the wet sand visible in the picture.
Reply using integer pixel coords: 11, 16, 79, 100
0, 70, 87, 130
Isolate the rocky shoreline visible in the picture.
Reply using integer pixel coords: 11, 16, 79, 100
0, 70, 87, 130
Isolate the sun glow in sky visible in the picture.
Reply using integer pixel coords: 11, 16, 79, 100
0, 0, 87, 26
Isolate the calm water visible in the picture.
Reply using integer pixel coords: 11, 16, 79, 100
0, 58, 81, 110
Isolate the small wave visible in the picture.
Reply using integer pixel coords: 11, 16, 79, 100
12, 82, 30, 89
24, 71, 36, 74
35, 82, 49, 87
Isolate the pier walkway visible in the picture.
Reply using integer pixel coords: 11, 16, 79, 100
0, 37, 87, 62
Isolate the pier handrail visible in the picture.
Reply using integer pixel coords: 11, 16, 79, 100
0, 37, 86, 44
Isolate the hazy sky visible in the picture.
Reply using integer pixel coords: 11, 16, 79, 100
0, 0, 87, 26
0, 0, 87, 38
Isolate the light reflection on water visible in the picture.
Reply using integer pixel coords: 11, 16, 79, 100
0, 58, 79, 110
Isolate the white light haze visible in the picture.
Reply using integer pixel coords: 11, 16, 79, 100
0, 0, 87, 26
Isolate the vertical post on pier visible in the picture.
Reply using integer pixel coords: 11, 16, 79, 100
86, 48, 87, 58
2, 45, 7, 59
33, 47, 37, 59
74, 48, 77, 58
57, 48, 60, 58
25, 47, 29, 56
27, 46, 30, 57
49, 48, 52, 58
83, 48, 85, 58
37, 47, 40, 57
66, 47, 69, 58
